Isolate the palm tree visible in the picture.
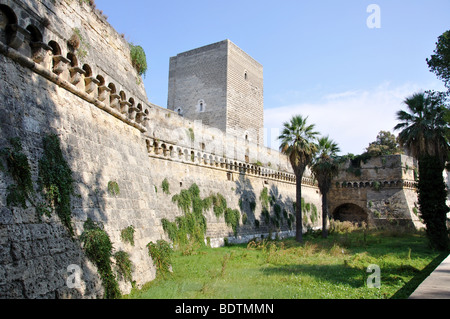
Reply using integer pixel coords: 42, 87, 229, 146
279, 115, 319, 242
394, 92, 450, 250
311, 136, 340, 239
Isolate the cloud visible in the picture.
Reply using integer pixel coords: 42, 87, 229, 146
264, 82, 437, 155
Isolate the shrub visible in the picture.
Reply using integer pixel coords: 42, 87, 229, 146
129, 43, 148, 77
147, 240, 173, 277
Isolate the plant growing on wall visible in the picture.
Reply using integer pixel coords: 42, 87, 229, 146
211, 193, 227, 218
68, 28, 90, 61
162, 184, 212, 250
224, 208, 240, 236
38, 134, 76, 235
147, 240, 173, 277
114, 250, 134, 284
162, 178, 170, 195
107, 181, 120, 196
260, 187, 270, 209
0, 138, 34, 209
129, 43, 148, 77
120, 225, 135, 246
80, 218, 121, 299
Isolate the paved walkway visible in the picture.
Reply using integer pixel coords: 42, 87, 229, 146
409, 254, 450, 299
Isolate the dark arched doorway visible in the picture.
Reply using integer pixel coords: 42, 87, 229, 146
333, 203, 367, 224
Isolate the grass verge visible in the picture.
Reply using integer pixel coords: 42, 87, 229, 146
126, 228, 444, 299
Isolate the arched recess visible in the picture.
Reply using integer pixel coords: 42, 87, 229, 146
0, 5, 17, 43
332, 203, 368, 224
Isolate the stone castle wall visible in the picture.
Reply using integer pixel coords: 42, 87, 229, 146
0, 0, 322, 298
329, 155, 423, 229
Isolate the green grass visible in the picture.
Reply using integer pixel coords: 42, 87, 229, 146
126, 229, 445, 299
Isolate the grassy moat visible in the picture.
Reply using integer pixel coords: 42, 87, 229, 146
126, 225, 447, 299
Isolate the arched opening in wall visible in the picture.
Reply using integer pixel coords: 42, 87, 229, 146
67, 52, 78, 67
244, 70, 248, 80
119, 90, 126, 101
82, 64, 92, 77
48, 40, 61, 56
0, 5, 17, 43
26, 25, 42, 43
96, 75, 105, 86
332, 203, 368, 225
108, 83, 116, 94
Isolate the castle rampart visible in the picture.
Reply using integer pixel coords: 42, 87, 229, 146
0, 0, 321, 298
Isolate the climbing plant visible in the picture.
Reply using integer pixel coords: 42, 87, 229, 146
0, 138, 34, 209
80, 218, 121, 299
38, 134, 76, 236
114, 250, 134, 284
161, 184, 211, 250
120, 225, 135, 246
162, 178, 170, 195
147, 239, 173, 277
224, 208, 240, 236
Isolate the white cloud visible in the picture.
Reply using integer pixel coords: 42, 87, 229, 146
264, 81, 442, 155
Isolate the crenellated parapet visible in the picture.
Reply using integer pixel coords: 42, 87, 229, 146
0, 0, 150, 133
146, 137, 318, 187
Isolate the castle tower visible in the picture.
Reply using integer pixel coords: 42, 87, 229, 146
167, 39, 264, 146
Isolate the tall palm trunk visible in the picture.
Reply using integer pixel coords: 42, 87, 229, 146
321, 191, 329, 238
295, 173, 303, 242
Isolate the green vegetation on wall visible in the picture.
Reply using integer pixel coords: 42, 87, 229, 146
80, 218, 121, 299
0, 138, 34, 210
38, 134, 76, 236
120, 225, 135, 246
114, 250, 134, 284
107, 181, 120, 196
147, 240, 173, 277
162, 178, 170, 195
129, 43, 148, 77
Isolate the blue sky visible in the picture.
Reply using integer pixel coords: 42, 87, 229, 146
95, 0, 449, 155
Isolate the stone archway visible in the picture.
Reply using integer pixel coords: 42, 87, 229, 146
333, 203, 368, 224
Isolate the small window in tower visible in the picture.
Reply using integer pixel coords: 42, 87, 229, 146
244, 71, 248, 80
197, 100, 206, 112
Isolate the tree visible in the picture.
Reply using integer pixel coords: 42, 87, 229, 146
427, 30, 450, 90
395, 92, 450, 251
278, 115, 319, 242
366, 130, 402, 157
310, 136, 340, 239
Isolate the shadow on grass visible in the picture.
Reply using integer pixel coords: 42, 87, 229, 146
390, 252, 450, 299
262, 263, 365, 288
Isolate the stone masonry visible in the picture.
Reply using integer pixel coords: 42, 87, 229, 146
168, 39, 264, 146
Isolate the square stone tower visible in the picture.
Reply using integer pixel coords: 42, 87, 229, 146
167, 39, 264, 145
